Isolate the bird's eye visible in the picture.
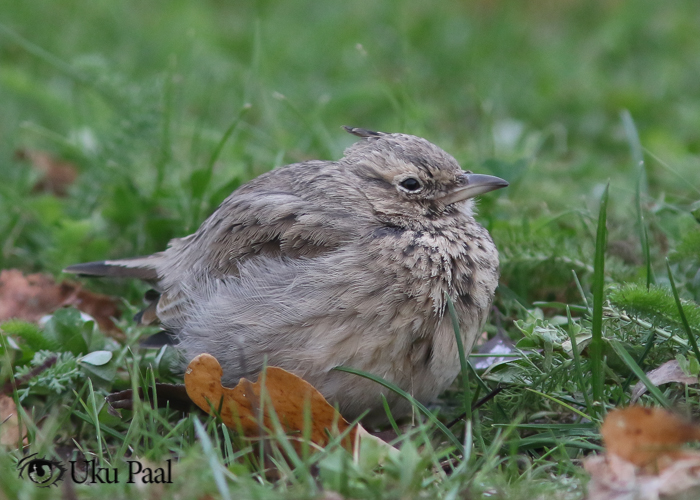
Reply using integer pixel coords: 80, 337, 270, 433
399, 177, 422, 192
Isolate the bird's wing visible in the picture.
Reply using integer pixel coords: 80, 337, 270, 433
161, 163, 357, 278
119, 161, 360, 328
64, 160, 362, 328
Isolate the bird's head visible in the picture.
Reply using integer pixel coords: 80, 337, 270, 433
341, 127, 508, 225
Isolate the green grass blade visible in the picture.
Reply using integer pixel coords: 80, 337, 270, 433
524, 388, 593, 421
565, 306, 593, 415
190, 107, 249, 223
609, 339, 671, 409
154, 61, 174, 194
620, 110, 645, 180
463, 419, 473, 464
590, 183, 609, 415
642, 224, 654, 289
87, 379, 104, 461
666, 258, 700, 363
572, 270, 590, 311
445, 293, 472, 422
334, 365, 464, 454
0, 24, 92, 87
468, 362, 493, 398
622, 110, 654, 289
381, 393, 402, 437
193, 417, 232, 500
72, 410, 124, 441
618, 329, 657, 406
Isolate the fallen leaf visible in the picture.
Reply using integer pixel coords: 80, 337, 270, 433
184, 354, 394, 456
185, 354, 354, 449
15, 149, 78, 197
0, 395, 21, 447
585, 451, 700, 500
631, 360, 698, 402
473, 331, 518, 370
584, 453, 638, 500
587, 406, 700, 499
600, 406, 700, 471
0, 269, 121, 334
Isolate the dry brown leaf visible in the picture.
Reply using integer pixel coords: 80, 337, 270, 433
185, 354, 388, 454
631, 360, 698, 402
0, 269, 121, 334
0, 395, 21, 447
185, 354, 356, 450
15, 149, 78, 197
587, 406, 700, 499
600, 406, 700, 471
585, 452, 700, 500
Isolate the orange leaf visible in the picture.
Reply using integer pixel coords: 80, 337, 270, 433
601, 406, 700, 470
184, 354, 358, 451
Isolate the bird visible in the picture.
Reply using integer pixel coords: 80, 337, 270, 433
65, 127, 508, 423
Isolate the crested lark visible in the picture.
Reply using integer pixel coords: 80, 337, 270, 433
66, 127, 508, 422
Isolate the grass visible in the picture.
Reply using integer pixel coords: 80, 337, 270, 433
2, 0, 700, 498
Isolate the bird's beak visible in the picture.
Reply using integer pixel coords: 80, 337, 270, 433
440, 173, 509, 205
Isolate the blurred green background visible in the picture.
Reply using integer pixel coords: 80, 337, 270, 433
1, 0, 699, 300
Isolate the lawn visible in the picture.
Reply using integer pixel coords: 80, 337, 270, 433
1, 1, 700, 498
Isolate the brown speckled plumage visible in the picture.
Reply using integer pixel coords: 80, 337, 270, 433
66, 127, 507, 423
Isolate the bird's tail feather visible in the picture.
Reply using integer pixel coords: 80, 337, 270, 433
63, 256, 160, 281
